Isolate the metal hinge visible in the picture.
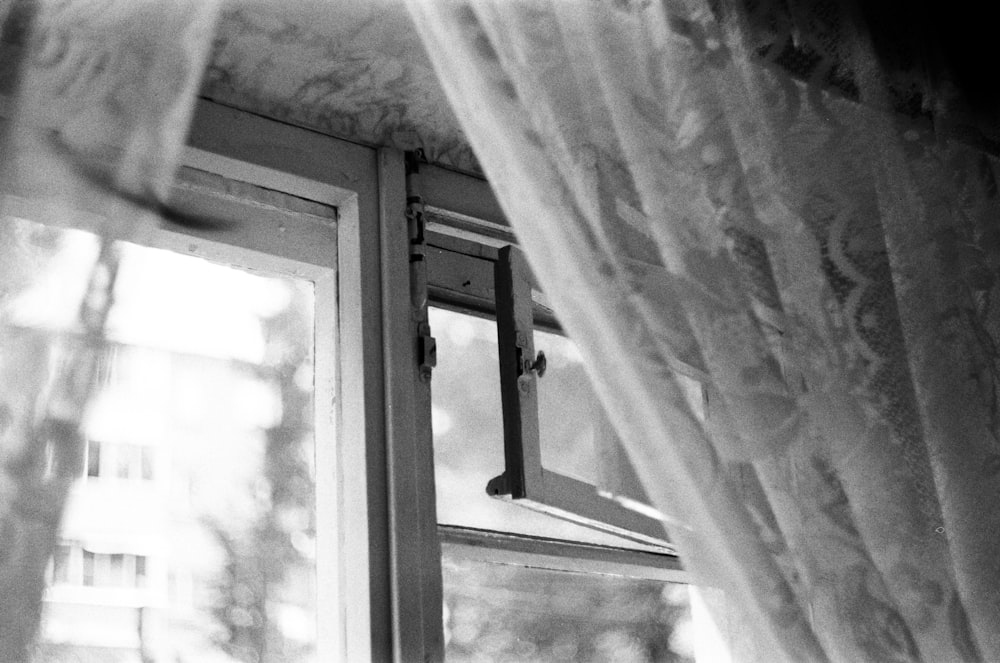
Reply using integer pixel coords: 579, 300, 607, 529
416, 321, 436, 382
406, 150, 436, 381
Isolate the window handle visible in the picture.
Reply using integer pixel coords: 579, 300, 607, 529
525, 350, 547, 378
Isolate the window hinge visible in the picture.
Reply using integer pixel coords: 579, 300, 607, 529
406, 193, 427, 311
406, 150, 435, 381
417, 321, 436, 382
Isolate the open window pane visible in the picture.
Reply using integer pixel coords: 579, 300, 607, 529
535, 330, 599, 484
431, 306, 665, 552
29, 232, 319, 663
535, 329, 658, 511
442, 553, 697, 662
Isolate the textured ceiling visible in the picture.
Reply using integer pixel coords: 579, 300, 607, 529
202, 1, 1000, 172
202, 0, 480, 173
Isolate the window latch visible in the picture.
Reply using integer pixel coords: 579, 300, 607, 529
514, 332, 546, 379
524, 350, 546, 378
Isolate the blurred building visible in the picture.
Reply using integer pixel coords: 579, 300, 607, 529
31, 241, 314, 663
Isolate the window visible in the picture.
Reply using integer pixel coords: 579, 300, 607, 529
21, 103, 347, 661
420, 221, 706, 661
84, 440, 156, 481
81, 549, 95, 587
394, 157, 728, 662
135, 554, 147, 588
15, 100, 724, 662
47, 543, 150, 589
86, 440, 101, 478
52, 544, 72, 585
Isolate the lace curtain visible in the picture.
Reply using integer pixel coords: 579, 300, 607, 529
405, 1, 1000, 661
0, 2, 217, 658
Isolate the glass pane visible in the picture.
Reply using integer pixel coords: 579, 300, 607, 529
53, 546, 72, 585
114, 444, 132, 479
535, 330, 602, 485
31, 235, 318, 662
431, 307, 663, 551
82, 551, 95, 587
108, 554, 125, 587
535, 329, 704, 513
140, 446, 155, 481
86, 441, 101, 478
442, 553, 697, 662
135, 555, 147, 588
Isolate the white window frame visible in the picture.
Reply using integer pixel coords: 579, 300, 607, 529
2, 99, 438, 662
182, 101, 443, 663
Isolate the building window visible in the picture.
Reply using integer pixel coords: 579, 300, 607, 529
135, 554, 147, 588
81, 549, 95, 587
86, 441, 100, 478
84, 441, 156, 481
52, 544, 150, 589
51, 544, 72, 585
140, 445, 154, 481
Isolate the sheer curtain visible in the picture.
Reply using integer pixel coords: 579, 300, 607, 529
405, 1, 1000, 661
0, 2, 217, 658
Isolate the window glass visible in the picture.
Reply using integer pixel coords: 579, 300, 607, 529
535, 329, 704, 513
431, 307, 663, 551
135, 555, 147, 589
114, 445, 132, 479
442, 554, 696, 663
535, 329, 602, 485
26, 225, 319, 663
52, 545, 72, 585
108, 553, 125, 587
141, 446, 155, 481
82, 550, 95, 587
86, 441, 101, 478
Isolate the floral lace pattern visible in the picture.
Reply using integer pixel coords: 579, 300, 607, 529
405, 1, 1000, 660
0, 3, 217, 658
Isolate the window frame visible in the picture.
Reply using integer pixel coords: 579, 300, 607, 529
6, 99, 416, 662
165, 126, 349, 663
175, 101, 448, 663
12, 96, 702, 661
421, 217, 675, 553
187, 108, 700, 662
491, 244, 674, 550
181, 102, 398, 663
410, 160, 688, 573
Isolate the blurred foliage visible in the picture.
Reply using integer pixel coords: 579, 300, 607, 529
207, 284, 315, 663
444, 558, 694, 663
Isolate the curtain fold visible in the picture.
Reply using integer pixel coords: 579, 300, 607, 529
0, 2, 218, 658
405, 1, 1000, 660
